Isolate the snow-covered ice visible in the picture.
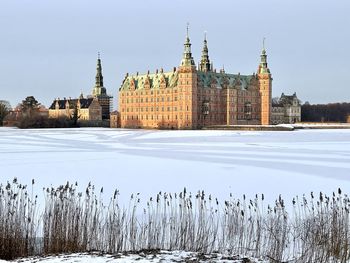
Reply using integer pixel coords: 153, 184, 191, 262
1, 127, 350, 262
1, 127, 350, 205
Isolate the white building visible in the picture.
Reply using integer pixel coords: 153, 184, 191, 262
272, 93, 301, 124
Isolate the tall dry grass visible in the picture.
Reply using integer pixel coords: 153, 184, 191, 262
0, 178, 39, 260
1, 179, 350, 262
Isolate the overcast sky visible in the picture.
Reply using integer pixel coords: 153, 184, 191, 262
0, 0, 349, 108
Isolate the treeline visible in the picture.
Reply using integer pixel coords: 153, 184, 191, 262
302, 102, 350, 122
1, 179, 350, 262
2, 96, 80, 128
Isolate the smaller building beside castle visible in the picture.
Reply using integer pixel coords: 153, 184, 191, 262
48, 55, 112, 124
271, 92, 301, 124
48, 94, 102, 121
110, 110, 120, 128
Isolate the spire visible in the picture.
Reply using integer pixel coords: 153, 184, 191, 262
95, 52, 103, 87
92, 53, 107, 96
180, 23, 195, 67
199, 31, 212, 72
186, 23, 189, 39
258, 37, 270, 74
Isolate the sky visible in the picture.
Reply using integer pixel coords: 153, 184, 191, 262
0, 0, 349, 109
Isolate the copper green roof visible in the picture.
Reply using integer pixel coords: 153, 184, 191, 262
119, 70, 257, 91
119, 71, 179, 91
197, 71, 257, 90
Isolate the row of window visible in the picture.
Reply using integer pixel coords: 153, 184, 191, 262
198, 115, 259, 121
121, 106, 259, 114
123, 115, 190, 121
122, 87, 195, 96
123, 96, 184, 103
199, 97, 260, 103
122, 113, 259, 122
123, 105, 190, 112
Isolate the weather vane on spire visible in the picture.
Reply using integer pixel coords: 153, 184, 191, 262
98, 52, 100, 60
186, 22, 189, 37
204, 30, 207, 41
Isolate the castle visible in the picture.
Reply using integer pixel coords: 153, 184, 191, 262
118, 28, 272, 129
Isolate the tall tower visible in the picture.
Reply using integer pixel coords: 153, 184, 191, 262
92, 53, 107, 96
91, 53, 112, 119
199, 32, 212, 72
257, 39, 272, 125
180, 24, 196, 67
178, 24, 197, 129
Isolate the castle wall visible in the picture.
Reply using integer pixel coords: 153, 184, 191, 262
119, 71, 263, 129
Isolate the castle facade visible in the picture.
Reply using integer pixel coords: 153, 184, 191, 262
118, 29, 272, 129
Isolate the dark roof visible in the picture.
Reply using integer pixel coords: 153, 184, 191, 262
280, 93, 298, 106
49, 98, 94, 110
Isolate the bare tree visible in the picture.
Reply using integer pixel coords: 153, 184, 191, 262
0, 100, 11, 126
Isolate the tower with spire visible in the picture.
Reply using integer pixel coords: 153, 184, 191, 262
92, 52, 107, 96
257, 38, 272, 125
178, 23, 198, 128
91, 53, 112, 120
199, 32, 212, 72
180, 23, 196, 67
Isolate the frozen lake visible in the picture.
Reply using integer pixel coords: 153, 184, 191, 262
1, 127, 350, 205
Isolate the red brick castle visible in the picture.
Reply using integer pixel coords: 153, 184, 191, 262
118, 27, 272, 129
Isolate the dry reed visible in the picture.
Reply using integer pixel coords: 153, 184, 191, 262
1, 179, 350, 263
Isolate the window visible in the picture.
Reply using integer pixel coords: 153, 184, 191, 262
244, 102, 252, 120
202, 101, 210, 115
